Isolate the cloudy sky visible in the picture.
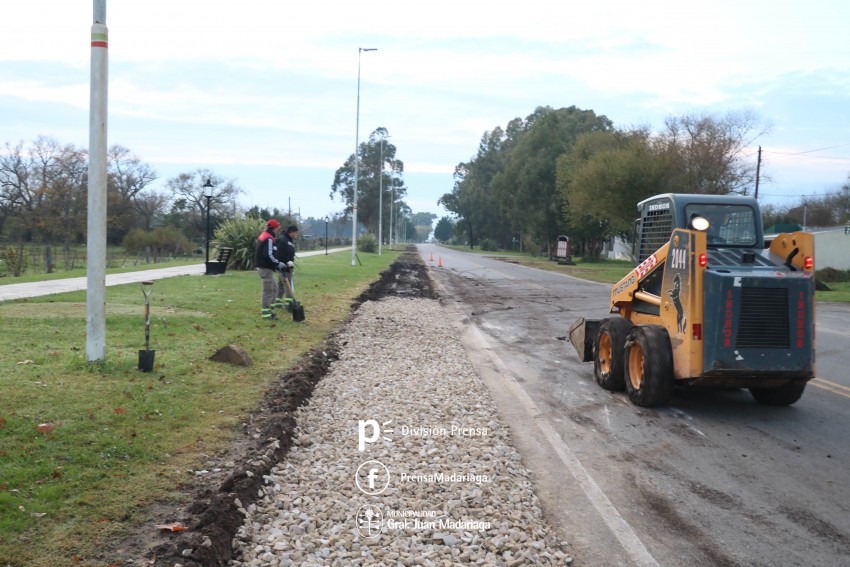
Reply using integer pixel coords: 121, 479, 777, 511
1, 0, 849, 220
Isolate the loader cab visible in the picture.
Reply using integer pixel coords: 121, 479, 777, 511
634, 193, 763, 262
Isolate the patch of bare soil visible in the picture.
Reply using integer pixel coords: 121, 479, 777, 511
109, 248, 436, 566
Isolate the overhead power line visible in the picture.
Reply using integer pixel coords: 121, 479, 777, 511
764, 144, 850, 158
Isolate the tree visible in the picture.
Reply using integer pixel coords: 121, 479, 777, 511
492, 106, 613, 255
330, 127, 407, 239
440, 127, 512, 248
107, 145, 158, 238
163, 169, 242, 243
660, 110, 768, 195
0, 137, 89, 266
433, 216, 455, 242
409, 212, 437, 242
557, 128, 674, 256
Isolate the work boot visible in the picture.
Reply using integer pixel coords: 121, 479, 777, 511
283, 298, 294, 312
261, 308, 277, 320
271, 298, 284, 309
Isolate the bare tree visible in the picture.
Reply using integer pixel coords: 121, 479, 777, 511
165, 169, 242, 238
661, 110, 769, 195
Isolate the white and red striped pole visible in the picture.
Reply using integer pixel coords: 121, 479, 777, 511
86, 0, 108, 362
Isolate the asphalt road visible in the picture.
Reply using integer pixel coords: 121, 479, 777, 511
420, 244, 850, 567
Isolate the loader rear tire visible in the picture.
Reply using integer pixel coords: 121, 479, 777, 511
593, 317, 634, 391
624, 325, 674, 407
749, 382, 806, 406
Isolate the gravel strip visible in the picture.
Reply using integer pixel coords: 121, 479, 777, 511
229, 297, 572, 566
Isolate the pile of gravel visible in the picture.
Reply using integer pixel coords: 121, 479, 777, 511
229, 297, 572, 566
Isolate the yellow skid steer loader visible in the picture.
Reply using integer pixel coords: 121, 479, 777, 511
569, 193, 815, 407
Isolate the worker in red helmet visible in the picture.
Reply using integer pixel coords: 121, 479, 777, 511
254, 219, 286, 320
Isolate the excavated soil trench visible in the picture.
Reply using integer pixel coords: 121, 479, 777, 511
114, 249, 436, 566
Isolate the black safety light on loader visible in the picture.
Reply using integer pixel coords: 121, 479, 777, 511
138, 280, 156, 372
568, 193, 816, 407
283, 272, 305, 322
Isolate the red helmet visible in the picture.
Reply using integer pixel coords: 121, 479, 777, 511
267, 219, 281, 229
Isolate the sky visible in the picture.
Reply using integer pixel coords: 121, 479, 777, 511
1, 0, 849, 222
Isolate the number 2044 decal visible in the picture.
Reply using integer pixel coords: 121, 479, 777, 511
670, 247, 688, 271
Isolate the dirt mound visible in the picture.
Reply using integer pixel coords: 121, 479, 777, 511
113, 248, 434, 566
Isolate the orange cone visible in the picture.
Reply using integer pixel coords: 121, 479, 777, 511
438, 256, 443, 267
429, 253, 434, 262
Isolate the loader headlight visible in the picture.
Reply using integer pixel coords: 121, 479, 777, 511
690, 216, 710, 231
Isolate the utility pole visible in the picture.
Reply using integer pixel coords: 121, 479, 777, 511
86, 0, 108, 362
754, 145, 762, 199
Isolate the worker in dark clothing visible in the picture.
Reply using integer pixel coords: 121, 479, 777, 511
273, 225, 298, 311
255, 219, 286, 320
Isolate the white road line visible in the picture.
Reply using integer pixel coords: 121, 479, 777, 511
465, 323, 660, 567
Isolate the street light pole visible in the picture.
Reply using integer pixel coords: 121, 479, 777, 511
378, 133, 386, 255
389, 170, 394, 249
352, 47, 377, 266
203, 179, 213, 274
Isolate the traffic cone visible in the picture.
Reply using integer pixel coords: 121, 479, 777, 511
429, 253, 434, 262
438, 256, 443, 268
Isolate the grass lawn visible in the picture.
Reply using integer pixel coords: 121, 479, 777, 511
817, 281, 850, 302
0, 250, 398, 566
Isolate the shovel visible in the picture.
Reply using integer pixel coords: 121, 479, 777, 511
283, 272, 305, 322
138, 280, 156, 372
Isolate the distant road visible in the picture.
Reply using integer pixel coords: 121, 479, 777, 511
0, 247, 350, 302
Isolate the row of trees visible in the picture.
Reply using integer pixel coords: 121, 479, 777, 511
1, 130, 438, 274
761, 188, 850, 229
440, 106, 791, 257
0, 137, 243, 264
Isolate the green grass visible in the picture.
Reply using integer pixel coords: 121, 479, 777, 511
0, 250, 398, 566
817, 281, 850, 302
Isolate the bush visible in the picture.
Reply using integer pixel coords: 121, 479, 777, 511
479, 238, 499, 252
1, 246, 27, 276
816, 267, 850, 283
358, 233, 378, 253
122, 227, 191, 261
212, 217, 266, 270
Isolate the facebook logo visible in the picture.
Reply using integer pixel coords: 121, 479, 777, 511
355, 460, 389, 495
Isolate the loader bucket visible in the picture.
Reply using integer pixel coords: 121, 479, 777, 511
568, 317, 600, 362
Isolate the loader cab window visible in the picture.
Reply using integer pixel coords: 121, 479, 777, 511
685, 204, 757, 247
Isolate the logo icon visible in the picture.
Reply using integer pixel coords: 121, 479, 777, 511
355, 460, 390, 495
358, 419, 393, 451
356, 504, 383, 538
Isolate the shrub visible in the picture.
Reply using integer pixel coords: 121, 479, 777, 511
358, 233, 378, 253
479, 238, 499, 252
1, 246, 27, 276
212, 217, 266, 270
816, 267, 850, 283
122, 227, 191, 261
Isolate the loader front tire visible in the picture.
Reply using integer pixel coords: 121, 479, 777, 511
624, 325, 674, 407
593, 317, 634, 391
749, 382, 806, 406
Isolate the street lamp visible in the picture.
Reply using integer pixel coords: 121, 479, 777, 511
352, 47, 377, 266
203, 178, 214, 274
